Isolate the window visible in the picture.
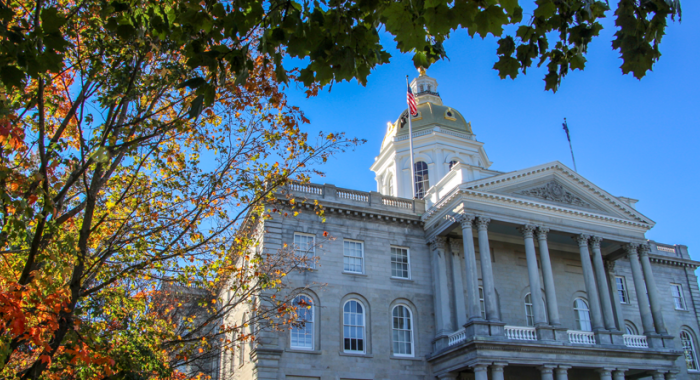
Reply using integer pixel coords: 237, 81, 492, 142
681, 330, 699, 371
525, 293, 534, 326
343, 300, 365, 353
414, 161, 429, 198
672, 284, 687, 310
391, 247, 410, 279
615, 276, 628, 304
392, 305, 413, 356
386, 174, 394, 196
625, 322, 638, 335
478, 287, 486, 319
574, 298, 592, 331
448, 160, 459, 170
343, 240, 364, 273
290, 295, 314, 349
294, 233, 315, 268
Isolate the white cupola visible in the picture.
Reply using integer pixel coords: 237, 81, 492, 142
370, 70, 500, 200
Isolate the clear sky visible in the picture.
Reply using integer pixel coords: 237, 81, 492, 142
283, 3, 700, 261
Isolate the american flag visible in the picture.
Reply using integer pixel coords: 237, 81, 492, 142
407, 85, 418, 116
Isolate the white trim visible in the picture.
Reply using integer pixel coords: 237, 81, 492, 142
391, 305, 415, 357
671, 283, 687, 310
390, 246, 411, 280
342, 299, 367, 354
615, 276, 629, 304
343, 239, 365, 274
290, 294, 314, 350
293, 232, 316, 269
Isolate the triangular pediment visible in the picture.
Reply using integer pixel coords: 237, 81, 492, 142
462, 161, 654, 226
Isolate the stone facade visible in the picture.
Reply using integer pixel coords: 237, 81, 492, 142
217, 73, 700, 380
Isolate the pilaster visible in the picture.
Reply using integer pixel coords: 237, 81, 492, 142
520, 224, 546, 327
575, 234, 605, 332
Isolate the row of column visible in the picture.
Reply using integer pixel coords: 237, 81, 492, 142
625, 243, 667, 335
441, 364, 679, 380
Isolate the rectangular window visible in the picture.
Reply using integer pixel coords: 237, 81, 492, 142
615, 276, 628, 304
343, 240, 364, 273
294, 233, 315, 268
672, 284, 687, 310
478, 287, 486, 319
391, 247, 410, 279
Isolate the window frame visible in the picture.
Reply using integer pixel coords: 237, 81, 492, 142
672, 284, 687, 311
448, 160, 459, 170
624, 322, 638, 336
290, 294, 315, 350
682, 330, 700, 372
413, 161, 429, 199
391, 305, 414, 357
293, 232, 316, 269
343, 239, 365, 274
478, 287, 486, 319
574, 298, 592, 332
615, 276, 628, 304
525, 293, 535, 327
390, 246, 411, 280
343, 300, 366, 354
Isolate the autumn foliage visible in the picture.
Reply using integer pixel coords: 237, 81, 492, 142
0, 0, 355, 378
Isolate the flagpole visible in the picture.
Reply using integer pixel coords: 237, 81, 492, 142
406, 75, 416, 199
563, 117, 578, 172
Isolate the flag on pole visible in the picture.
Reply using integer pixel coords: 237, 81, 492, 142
562, 117, 578, 172
407, 85, 418, 116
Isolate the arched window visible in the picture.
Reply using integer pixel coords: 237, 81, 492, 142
392, 305, 413, 356
624, 322, 638, 335
525, 293, 534, 327
290, 295, 314, 349
681, 330, 699, 371
574, 298, 592, 331
448, 160, 459, 170
385, 174, 394, 196
343, 300, 365, 353
413, 161, 429, 199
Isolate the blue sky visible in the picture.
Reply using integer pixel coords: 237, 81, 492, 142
283, 3, 700, 260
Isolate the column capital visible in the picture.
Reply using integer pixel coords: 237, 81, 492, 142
475, 216, 491, 230
458, 212, 475, 229
539, 365, 556, 374
429, 237, 447, 250
590, 236, 603, 249
595, 368, 614, 376
639, 243, 652, 257
491, 362, 508, 369
623, 243, 639, 256
536, 226, 550, 240
605, 260, 616, 272
574, 234, 590, 247
518, 224, 537, 238
449, 238, 463, 255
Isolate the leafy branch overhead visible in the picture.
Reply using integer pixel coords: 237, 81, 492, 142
0, 0, 683, 100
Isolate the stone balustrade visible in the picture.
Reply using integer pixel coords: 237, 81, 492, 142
504, 325, 537, 341
623, 334, 649, 348
568, 330, 596, 345
448, 329, 467, 346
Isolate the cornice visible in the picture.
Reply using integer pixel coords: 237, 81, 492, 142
648, 254, 700, 269
460, 162, 653, 226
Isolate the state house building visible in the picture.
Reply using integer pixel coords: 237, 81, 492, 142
219, 73, 700, 380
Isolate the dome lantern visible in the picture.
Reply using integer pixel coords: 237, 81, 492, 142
410, 68, 442, 105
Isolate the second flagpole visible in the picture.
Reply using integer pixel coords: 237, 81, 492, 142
406, 75, 417, 199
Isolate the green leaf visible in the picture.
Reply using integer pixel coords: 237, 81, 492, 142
178, 77, 206, 89
534, 0, 556, 19
0, 66, 24, 89
188, 95, 204, 119
493, 56, 519, 79
499, 0, 519, 15
41, 7, 66, 34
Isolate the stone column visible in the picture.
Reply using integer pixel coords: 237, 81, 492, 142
460, 214, 482, 321
449, 239, 467, 329
651, 371, 665, 380
476, 217, 499, 321
537, 227, 560, 326
555, 366, 571, 380
665, 370, 678, 380
596, 368, 613, 380
612, 369, 627, 380
429, 237, 453, 336
576, 234, 604, 331
474, 364, 489, 380
607, 261, 626, 332
625, 243, 655, 334
438, 374, 458, 380
590, 236, 617, 331
520, 225, 546, 326
540, 365, 555, 380
492, 362, 507, 380
639, 244, 668, 335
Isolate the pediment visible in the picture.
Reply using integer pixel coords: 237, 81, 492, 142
462, 161, 654, 226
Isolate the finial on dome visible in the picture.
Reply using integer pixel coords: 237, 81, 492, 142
418, 67, 426, 76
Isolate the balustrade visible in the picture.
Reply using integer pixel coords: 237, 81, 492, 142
448, 329, 466, 346
381, 196, 412, 209
504, 325, 537, 341
337, 189, 369, 202
288, 182, 323, 195
623, 334, 649, 348
568, 330, 596, 345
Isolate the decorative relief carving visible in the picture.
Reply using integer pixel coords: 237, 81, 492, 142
518, 224, 536, 238
536, 226, 549, 240
516, 181, 592, 208
449, 239, 463, 255
590, 236, 603, 249
429, 236, 447, 250
623, 243, 639, 256
639, 244, 652, 257
574, 234, 590, 247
